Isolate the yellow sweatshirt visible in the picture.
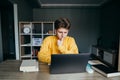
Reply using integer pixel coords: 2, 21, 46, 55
37, 36, 78, 64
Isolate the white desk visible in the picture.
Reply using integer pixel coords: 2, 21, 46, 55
0, 60, 120, 80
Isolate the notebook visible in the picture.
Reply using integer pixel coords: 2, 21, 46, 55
50, 53, 90, 74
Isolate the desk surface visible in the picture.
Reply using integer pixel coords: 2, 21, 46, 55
0, 60, 120, 80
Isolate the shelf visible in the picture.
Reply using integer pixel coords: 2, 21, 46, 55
32, 45, 41, 47
19, 21, 54, 60
43, 34, 55, 35
20, 33, 31, 35
21, 43, 31, 46
32, 33, 42, 35
21, 54, 31, 58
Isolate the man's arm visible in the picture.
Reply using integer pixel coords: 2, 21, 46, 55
37, 37, 51, 64
58, 37, 79, 54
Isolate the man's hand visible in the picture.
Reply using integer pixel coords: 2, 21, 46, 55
57, 38, 63, 46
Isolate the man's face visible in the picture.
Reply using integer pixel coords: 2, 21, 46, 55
55, 28, 69, 40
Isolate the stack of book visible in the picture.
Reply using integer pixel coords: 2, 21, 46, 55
89, 60, 120, 77
20, 60, 39, 72
92, 64, 120, 77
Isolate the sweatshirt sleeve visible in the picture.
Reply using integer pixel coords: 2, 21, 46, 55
58, 37, 79, 54
37, 37, 51, 64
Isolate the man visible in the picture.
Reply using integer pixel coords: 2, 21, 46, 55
37, 18, 78, 64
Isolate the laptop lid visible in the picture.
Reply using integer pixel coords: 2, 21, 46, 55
50, 53, 90, 74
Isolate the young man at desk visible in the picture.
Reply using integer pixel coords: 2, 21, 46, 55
37, 17, 93, 73
37, 17, 79, 64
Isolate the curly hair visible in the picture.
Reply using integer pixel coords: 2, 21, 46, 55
54, 18, 71, 30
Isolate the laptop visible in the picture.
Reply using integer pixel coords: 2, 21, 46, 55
50, 53, 90, 74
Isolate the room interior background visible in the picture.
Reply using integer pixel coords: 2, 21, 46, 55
0, 0, 119, 62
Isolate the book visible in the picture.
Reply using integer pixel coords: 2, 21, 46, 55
92, 64, 120, 77
32, 38, 42, 46
88, 60, 104, 65
20, 60, 39, 72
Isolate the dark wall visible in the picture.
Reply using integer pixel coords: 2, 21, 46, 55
33, 8, 100, 52
9, 0, 33, 21
0, 0, 34, 60
0, 10, 3, 62
0, 0, 15, 60
100, 1, 120, 50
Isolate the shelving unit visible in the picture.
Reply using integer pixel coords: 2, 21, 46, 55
91, 45, 119, 77
19, 21, 54, 60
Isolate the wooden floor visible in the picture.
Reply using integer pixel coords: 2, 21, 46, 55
0, 60, 120, 80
